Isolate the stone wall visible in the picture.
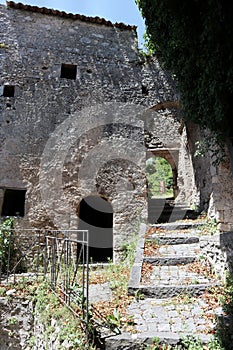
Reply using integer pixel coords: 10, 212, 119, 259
200, 231, 233, 279
208, 148, 233, 231
0, 3, 196, 260
0, 297, 33, 349
186, 121, 233, 230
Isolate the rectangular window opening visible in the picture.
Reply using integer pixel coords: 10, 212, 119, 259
1, 189, 26, 217
60, 63, 77, 80
3, 85, 15, 97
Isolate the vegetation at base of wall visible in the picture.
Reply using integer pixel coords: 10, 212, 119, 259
0, 218, 26, 274
88, 234, 138, 333
0, 218, 15, 273
198, 218, 219, 236
33, 280, 97, 350
30, 235, 139, 348
146, 335, 223, 349
214, 274, 233, 349
146, 157, 173, 198
136, 0, 233, 148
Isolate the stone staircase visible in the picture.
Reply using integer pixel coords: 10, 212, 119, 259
148, 198, 199, 224
105, 221, 223, 349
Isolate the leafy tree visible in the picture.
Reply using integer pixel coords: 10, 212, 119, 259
136, 0, 233, 143
146, 157, 173, 198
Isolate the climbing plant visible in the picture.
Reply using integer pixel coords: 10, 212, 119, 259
136, 0, 233, 144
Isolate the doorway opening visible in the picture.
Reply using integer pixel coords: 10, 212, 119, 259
146, 156, 176, 223
146, 156, 174, 199
78, 195, 113, 263
1, 189, 26, 217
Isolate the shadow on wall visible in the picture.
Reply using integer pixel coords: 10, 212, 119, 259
215, 232, 233, 349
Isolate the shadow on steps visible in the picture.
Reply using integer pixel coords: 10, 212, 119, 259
148, 198, 199, 224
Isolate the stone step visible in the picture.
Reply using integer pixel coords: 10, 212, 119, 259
144, 242, 200, 259
124, 222, 223, 350
104, 294, 220, 349
141, 263, 216, 285
148, 199, 199, 223
104, 332, 212, 349
148, 235, 200, 245
144, 256, 196, 265
148, 210, 194, 224
151, 221, 205, 231
129, 283, 218, 299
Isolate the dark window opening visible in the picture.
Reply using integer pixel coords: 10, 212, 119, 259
142, 84, 149, 96
78, 196, 113, 263
3, 85, 15, 97
1, 189, 26, 217
60, 63, 77, 80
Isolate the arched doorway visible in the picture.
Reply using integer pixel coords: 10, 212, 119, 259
78, 195, 113, 263
146, 156, 174, 199
146, 155, 176, 223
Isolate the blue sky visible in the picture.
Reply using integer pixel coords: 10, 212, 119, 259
0, 0, 146, 47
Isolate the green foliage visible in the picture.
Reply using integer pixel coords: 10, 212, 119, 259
181, 335, 223, 349
199, 218, 219, 236
146, 157, 173, 198
136, 0, 233, 142
207, 274, 233, 349
121, 234, 138, 265
7, 317, 18, 325
194, 139, 225, 166
0, 218, 15, 272
34, 280, 96, 349
106, 308, 121, 332
145, 335, 223, 349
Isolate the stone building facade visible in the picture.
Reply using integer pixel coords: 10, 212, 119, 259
0, 2, 232, 261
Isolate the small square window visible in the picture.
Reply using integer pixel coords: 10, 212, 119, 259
1, 189, 26, 217
3, 85, 15, 97
60, 63, 77, 80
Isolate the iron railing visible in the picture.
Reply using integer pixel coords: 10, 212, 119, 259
0, 227, 89, 341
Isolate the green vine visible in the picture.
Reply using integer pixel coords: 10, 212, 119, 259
0, 218, 15, 273
136, 0, 233, 144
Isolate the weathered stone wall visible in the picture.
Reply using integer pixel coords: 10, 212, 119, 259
0, 297, 33, 349
200, 231, 233, 279
208, 148, 233, 231
185, 122, 213, 212
186, 121, 233, 230
0, 4, 196, 259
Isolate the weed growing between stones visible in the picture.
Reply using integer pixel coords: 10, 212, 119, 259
198, 218, 219, 236
145, 335, 223, 349
144, 240, 160, 256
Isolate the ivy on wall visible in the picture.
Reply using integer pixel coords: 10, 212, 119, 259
136, 0, 233, 143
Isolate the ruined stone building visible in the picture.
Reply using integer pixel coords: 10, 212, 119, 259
0, 2, 233, 262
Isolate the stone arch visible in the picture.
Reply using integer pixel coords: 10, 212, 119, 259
77, 195, 113, 263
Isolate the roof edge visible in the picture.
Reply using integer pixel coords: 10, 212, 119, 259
6, 1, 137, 31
